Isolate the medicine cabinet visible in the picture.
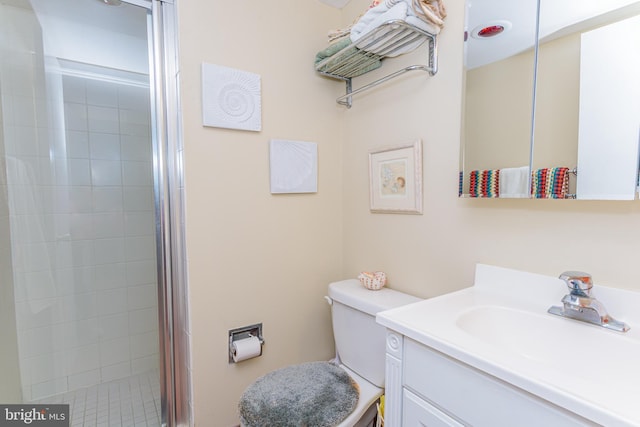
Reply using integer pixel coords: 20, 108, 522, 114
459, 0, 640, 200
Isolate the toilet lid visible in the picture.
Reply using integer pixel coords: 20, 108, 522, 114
239, 361, 359, 427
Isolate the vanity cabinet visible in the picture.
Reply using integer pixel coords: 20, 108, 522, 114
403, 389, 462, 427
384, 332, 597, 427
378, 264, 640, 426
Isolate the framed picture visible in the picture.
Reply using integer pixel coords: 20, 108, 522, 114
369, 140, 423, 214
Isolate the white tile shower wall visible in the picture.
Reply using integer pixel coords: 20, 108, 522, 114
6, 68, 159, 401
1, 5, 56, 402
0, 44, 25, 402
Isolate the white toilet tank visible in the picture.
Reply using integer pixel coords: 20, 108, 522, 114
328, 279, 421, 388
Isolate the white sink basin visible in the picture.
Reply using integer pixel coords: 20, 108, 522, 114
377, 264, 640, 426
456, 305, 640, 383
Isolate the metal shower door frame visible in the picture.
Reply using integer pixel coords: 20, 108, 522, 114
128, 0, 190, 425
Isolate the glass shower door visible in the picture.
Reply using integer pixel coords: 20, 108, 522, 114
0, 0, 162, 425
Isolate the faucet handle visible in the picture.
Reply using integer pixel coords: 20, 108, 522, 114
559, 271, 593, 297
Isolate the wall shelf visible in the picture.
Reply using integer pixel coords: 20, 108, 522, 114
315, 20, 438, 108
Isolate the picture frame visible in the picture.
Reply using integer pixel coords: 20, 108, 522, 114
368, 140, 423, 214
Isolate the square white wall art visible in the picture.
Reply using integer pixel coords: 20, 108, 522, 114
202, 63, 262, 131
269, 139, 318, 194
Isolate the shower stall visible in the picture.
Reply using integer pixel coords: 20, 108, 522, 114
0, 0, 187, 425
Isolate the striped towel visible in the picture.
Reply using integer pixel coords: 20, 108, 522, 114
469, 169, 500, 198
531, 167, 570, 199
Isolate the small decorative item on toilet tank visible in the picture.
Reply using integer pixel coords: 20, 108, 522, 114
358, 271, 387, 290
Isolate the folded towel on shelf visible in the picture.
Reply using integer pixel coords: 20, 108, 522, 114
314, 38, 383, 77
412, 0, 447, 28
315, 38, 353, 63
319, 0, 445, 72
351, 0, 445, 45
351, 1, 410, 40
327, 27, 352, 44
499, 166, 530, 198
469, 169, 500, 198
531, 167, 570, 199
351, 4, 433, 57
327, 0, 382, 43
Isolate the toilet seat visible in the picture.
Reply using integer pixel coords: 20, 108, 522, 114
239, 362, 382, 427
239, 361, 369, 427
337, 365, 383, 427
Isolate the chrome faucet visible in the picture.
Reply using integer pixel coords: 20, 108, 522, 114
548, 271, 630, 332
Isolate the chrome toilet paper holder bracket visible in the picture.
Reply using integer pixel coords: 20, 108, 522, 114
228, 323, 264, 363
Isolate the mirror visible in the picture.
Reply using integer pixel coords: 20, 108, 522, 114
460, 0, 640, 199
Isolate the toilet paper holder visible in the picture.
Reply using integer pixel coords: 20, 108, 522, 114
228, 323, 264, 363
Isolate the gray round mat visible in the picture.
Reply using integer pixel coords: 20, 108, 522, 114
238, 361, 359, 427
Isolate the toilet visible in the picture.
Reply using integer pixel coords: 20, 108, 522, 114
238, 279, 421, 427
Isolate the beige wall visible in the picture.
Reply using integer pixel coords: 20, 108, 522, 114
178, 2, 345, 425
341, 1, 640, 295
179, 1, 640, 425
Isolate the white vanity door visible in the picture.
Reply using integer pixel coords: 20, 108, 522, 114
403, 339, 598, 426
403, 389, 464, 427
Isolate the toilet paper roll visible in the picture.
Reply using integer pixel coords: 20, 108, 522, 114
232, 336, 262, 362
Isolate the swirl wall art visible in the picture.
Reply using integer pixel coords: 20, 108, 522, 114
202, 63, 262, 131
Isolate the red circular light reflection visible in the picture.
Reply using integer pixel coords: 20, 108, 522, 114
477, 25, 505, 38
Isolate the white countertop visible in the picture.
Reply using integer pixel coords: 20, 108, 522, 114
376, 264, 640, 427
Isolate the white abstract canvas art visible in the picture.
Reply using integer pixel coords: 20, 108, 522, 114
202, 63, 262, 131
269, 140, 318, 194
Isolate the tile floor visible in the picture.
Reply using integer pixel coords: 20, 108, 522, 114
33, 371, 161, 427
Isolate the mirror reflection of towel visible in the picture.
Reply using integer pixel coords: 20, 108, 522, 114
469, 169, 499, 197
499, 166, 529, 198
532, 167, 570, 199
